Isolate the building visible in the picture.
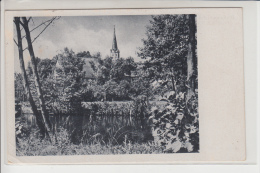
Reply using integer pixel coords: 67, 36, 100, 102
54, 53, 98, 81
110, 26, 120, 59
54, 25, 121, 82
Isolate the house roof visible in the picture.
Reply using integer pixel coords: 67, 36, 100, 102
55, 55, 99, 79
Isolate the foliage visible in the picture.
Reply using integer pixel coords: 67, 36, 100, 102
86, 56, 151, 101
149, 91, 199, 153
16, 127, 164, 156
92, 56, 137, 85
43, 48, 86, 114
15, 120, 30, 139
76, 51, 91, 58
130, 72, 152, 99
14, 73, 26, 101
37, 58, 57, 79
138, 14, 191, 93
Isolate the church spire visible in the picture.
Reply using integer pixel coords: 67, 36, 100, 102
110, 25, 120, 59
112, 25, 118, 50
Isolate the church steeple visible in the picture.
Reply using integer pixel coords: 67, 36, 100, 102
112, 26, 118, 50
110, 25, 120, 59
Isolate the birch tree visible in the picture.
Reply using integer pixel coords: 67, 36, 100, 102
14, 17, 49, 139
186, 14, 197, 102
14, 16, 60, 141
21, 17, 52, 135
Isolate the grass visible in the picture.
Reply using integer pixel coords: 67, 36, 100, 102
16, 128, 164, 156
17, 141, 165, 156
16, 101, 158, 156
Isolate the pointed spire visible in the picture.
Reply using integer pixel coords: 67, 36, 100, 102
110, 25, 120, 59
112, 25, 118, 50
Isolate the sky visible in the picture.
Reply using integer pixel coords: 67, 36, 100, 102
14, 15, 152, 72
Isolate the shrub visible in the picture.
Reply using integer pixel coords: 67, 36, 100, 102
149, 92, 199, 153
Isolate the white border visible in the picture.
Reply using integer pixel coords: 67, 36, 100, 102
1, 0, 259, 172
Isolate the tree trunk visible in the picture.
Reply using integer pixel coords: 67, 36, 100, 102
21, 17, 52, 139
169, 69, 178, 98
171, 75, 177, 95
186, 14, 197, 102
14, 17, 46, 139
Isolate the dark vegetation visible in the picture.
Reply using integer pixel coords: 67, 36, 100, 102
15, 14, 199, 155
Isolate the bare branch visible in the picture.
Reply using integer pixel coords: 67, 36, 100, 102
27, 17, 32, 23
31, 18, 35, 25
13, 39, 18, 46
21, 17, 57, 39
22, 17, 60, 51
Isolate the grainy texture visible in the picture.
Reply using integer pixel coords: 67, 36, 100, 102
5, 8, 245, 164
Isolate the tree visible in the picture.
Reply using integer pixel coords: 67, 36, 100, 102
186, 15, 197, 102
139, 14, 199, 153
37, 58, 57, 80
129, 67, 152, 99
15, 73, 26, 102
21, 17, 52, 139
89, 56, 139, 101
50, 48, 87, 144
14, 16, 60, 141
52, 48, 86, 114
25, 57, 58, 110
14, 17, 48, 139
138, 15, 190, 95
77, 51, 91, 58
92, 56, 137, 85
122, 57, 137, 76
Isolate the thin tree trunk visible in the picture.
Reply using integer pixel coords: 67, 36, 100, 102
186, 14, 196, 102
14, 17, 47, 139
169, 69, 178, 98
21, 17, 52, 139
171, 75, 177, 94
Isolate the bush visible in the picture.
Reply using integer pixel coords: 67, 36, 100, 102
149, 92, 199, 153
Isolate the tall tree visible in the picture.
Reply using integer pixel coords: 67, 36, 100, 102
21, 17, 52, 138
52, 48, 86, 114
138, 15, 190, 95
186, 15, 197, 102
14, 17, 48, 139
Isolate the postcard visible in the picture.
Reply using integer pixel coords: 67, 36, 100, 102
4, 8, 245, 164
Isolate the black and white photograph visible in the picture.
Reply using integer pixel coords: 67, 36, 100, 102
13, 14, 199, 156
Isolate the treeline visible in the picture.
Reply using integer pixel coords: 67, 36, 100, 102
15, 48, 151, 107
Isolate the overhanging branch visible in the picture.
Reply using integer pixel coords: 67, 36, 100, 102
21, 17, 57, 39
22, 16, 60, 51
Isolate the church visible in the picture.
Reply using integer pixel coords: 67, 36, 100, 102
54, 26, 121, 80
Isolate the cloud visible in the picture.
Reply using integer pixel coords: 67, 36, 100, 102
34, 25, 123, 59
